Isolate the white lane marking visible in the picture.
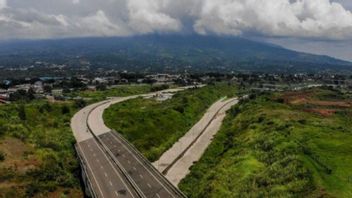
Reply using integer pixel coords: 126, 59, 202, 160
147, 183, 152, 188
139, 174, 143, 179
91, 139, 136, 198
109, 181, 113, 186
104, 172, 108, 177
77, 143, 105, 198
115, 191, 119, 197
156, 193, 161, 198
133, 167, 137, 171
109, 133, 175, 197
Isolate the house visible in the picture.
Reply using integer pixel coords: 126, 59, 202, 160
51, 89, 63, 97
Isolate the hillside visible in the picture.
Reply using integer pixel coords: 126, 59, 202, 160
0, 35, 351, 73
179, 88, 352, 197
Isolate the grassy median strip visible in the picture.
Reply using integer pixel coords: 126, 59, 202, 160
179, 88, 352, 198
104, 83, 237, 161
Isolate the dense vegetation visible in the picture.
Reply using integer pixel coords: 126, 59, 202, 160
68, 84, 165, 102
0, 101, 82, 197
0, 85, 159, 197
104, 83, 237, 161
179, 88, 352, 197
1, 35, 351, 77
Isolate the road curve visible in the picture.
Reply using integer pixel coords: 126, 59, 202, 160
71, 87, 195, 198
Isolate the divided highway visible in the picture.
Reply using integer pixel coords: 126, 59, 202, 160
71, 88, 194, 198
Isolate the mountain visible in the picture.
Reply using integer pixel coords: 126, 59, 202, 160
0, 35, 351, 73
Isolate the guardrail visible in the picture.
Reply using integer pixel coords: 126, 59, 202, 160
111, 131, 187, 198
85, 100, 146, 198
75, 145, 98, 198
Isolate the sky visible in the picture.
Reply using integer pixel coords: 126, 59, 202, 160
0, 0, 351, 61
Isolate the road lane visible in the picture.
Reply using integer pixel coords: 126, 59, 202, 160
77, 138, 139, 198
99, 132, 179, 198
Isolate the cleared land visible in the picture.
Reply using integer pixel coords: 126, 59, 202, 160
179, 88, 352, 198
104, 83, 237, 162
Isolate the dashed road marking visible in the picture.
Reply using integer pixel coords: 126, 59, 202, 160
156, 193, 161, 198
133, 167, 137, 171
114, 191, 119, 197
139, 174, 143, 179
104, 172, 108, 177
147, 183, 152, 188
109, 181, 113, 186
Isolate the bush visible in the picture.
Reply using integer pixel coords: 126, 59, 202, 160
0, 151, 5, 161
61, 105, 70, 114
74, 99, 86, 108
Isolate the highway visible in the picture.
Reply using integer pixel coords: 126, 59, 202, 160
71, 87, 192, 198
72, 102, 139, 198
154, 97, 239, 185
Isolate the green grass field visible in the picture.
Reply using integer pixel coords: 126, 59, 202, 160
179, 88, 352, 198
104, 83, 237, 161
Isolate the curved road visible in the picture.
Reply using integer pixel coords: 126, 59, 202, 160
71, 87, 195, 198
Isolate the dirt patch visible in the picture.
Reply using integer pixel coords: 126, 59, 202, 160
304, 109, 337, 117
281, 91, 351, 108
0, 137, 40, 173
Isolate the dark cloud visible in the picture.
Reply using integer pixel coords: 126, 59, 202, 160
0, 0, 351, 60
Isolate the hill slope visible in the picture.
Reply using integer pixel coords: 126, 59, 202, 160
179, 88, 352, 197
0, 35, 351, 73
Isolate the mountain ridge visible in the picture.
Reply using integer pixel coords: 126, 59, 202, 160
0, 35, 351, 73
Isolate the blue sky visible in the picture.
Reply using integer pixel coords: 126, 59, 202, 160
0, 0, 351, 61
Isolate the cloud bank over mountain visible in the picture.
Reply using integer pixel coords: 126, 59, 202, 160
0, 0, 351, 40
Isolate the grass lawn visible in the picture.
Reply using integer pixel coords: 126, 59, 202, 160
104, 83, 237, 161
179, 88, 352, 198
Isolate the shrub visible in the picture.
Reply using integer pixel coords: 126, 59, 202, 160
0, 151, 5, 161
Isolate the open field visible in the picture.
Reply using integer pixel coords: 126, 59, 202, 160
104, 83, 237, 161
179, 88, 352, 198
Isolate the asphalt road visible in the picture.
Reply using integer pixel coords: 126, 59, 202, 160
99, 132, 180, 198
72, 87, 194, 198
77, 138, 138, 198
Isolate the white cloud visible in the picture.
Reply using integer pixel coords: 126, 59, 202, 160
194, 0, 352, 39
0, 0, 6, 9
72, 0, 80, 4
0, 0, 352, 40
127, 0, 182, 33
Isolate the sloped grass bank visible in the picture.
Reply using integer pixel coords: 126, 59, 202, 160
104, 83, 237, 161
179, 88, 352, 198
0, 101, 82, 197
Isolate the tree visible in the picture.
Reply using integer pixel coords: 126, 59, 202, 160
18, 105, 26, 121
74, 99, 86, 108
61, 105, 70, 114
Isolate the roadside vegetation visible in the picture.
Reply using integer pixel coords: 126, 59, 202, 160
179, 87, 352, 197
104, 82, 237, 161
67, 84, 169, 102
0, 100, 83, 198
0, 84, 164, 197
